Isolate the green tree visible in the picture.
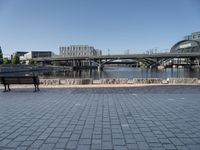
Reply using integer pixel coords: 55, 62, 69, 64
3, 58, 10, 64
0, 46, 3, 64
28, 59, 35, 65
12, 53, 20, 64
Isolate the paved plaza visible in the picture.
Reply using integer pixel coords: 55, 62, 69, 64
0, 85, 200, 150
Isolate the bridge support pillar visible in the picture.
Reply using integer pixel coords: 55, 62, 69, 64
98, 65, 104, 71
157, 65, 165, 70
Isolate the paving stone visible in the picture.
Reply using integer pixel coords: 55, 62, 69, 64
149, 142, 163, 147
79, 139, 91, 145
61, 132, 72, 138
69, 134, 80, 141
150, 147, 165, 150
163, 144, 177, 150
49, 132, 62, 138
102, 134, 112, 141
66, 141, 78, 149
92, 139, 101, 145
145, 137, 159, 143
180, 138, 196, 145
92, 134, 101, 139
102, 141, 113, 149
55, 142, 66, 149
113, 139, 126, 146
137, 141, 150, 150
113, 145, 128, 150
39, 143, 55, 150
112, 134, 124, 139
134, 134, 145, 142
21, 140, 34, 146
126, 144, 139, 150
186, 144, 200, 150
59, 139, 69, 144
159, 138, 171, 144
176, 145, 190, 150
45, 137, 59, 143
15, 146, 28, 150
77, 145, 90, 150
13, 136, 28, 142
169, 138, 184, 146
125, 138, 137, 144
30, 140, 44, 148
5, 141, 22, 148
91, 144, 102, 149
0, 139, 12, 147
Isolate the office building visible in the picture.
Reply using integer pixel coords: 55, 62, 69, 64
11, 51, 28, 60
59, 45, 102, 57
23, 51, 52, 59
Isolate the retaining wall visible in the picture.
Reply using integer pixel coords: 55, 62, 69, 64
167, 78, 198, 84
39, 78, 199, 85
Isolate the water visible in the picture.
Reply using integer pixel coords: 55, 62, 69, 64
42, 67, 200, 79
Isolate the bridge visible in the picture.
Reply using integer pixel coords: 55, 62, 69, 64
33, 52, 200, 70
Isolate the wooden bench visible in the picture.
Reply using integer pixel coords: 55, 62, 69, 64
0, 76, 40, 92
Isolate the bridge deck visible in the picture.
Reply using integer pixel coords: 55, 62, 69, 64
34, 53, 200, 62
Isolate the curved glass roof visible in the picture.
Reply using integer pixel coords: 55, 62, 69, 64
170, 40, 200, 53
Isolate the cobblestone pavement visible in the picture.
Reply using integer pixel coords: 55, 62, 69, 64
0, 85, 200, 150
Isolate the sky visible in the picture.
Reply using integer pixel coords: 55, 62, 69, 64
0, 0, 200, 56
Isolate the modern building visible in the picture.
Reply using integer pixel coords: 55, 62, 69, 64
23, 51, 52, 59
11, 51, 28, 60
184, 32, 200, 41
171, 32, 200, 53
59, 45, 102, 57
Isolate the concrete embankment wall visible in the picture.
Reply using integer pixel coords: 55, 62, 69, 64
40, 78, 199, 85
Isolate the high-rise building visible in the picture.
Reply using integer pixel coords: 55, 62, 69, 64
59, 45, 102, 57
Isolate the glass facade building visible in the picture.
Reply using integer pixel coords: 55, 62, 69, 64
171, 32, 200, 53
59, 45, 102, 57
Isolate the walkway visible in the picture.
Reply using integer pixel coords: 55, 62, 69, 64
0, 86, 200, 150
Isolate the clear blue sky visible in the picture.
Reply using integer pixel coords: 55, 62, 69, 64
0, 0, 200, 56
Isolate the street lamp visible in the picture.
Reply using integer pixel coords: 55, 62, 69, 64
108, 49, 110, 56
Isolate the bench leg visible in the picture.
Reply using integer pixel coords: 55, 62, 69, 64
3, 84, 7, 92
34, 84, 40, 92
8, 84, 11, 91
37, 84, 40, 91
34, 84, 37, 92
3, 84, 10, 92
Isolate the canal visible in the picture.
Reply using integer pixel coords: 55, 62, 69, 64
42, 67, 200, 79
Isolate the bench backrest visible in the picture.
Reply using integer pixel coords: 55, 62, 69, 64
0, 76, 39, 84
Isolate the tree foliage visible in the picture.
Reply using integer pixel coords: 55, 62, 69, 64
28, 59, 35, 65
0, 46, 3, 64
3, 58, 10, 64
12, 53, 20, 64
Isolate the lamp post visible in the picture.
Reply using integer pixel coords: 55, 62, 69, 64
108, 49, 110, 56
